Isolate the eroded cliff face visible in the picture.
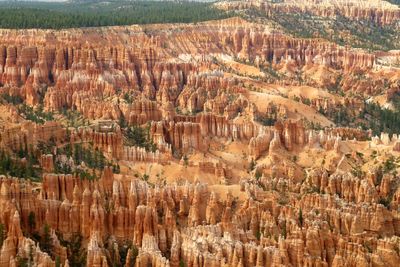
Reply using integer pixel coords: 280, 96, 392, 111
0, 17, 384, 115
0, 161, 399, 267
0, 13, 399, 267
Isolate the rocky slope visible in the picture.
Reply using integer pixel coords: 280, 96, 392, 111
0, 13, 399, 267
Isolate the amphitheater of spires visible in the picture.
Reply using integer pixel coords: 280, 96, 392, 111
0, 3, 399, 267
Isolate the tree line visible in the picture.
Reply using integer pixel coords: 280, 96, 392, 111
54, 143, 121, 180
0, 148, 41, 180
0, 1, 230, 29
358, 102, 400, 136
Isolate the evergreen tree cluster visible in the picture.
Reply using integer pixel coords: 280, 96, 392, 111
257, 114, 277, 126
358, 102, 400, 136
40, 224, 53, 257
54, 143, 120, 180
323, 98, 400, 137
0, 223, 4, 248
0, 1, 230, 29
29, 220, 87, 267
0, 149, 41, 180
61, 108, 89, 128
17, 104, 54, 125
124, 124, 157, 152
64, 233, 87, 267
0, 135, 121, 181
1, 93, 23, 105
1, 92, 54, 124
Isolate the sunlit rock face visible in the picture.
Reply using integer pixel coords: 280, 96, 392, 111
0, 13, 399, 267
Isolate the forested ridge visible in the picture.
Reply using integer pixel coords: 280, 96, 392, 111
242, 8, 400, 51
0, 1, 230, 29
386, 0, 400, 5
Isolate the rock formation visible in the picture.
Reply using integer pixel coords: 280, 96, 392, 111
0, 9, 399, 267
